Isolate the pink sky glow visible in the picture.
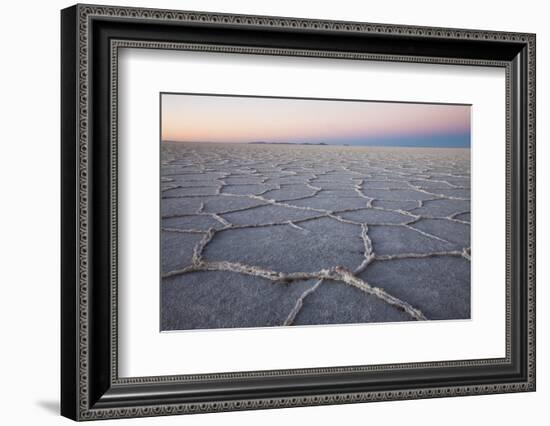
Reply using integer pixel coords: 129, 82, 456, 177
161, 94, 470, 144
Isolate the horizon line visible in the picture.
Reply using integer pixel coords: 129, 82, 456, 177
162, 140, 471, 148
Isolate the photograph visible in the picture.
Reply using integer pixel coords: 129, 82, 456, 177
159, 93, 472, 331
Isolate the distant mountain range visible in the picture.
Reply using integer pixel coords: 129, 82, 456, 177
248, 141, 329, 146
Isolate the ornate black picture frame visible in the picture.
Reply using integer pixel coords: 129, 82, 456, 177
61, 4, 536, 421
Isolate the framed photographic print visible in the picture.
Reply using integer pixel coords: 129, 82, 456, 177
61, 4, 536, 421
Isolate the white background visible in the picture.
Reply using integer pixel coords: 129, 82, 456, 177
119, 49, 505, 377
0, 0, 547, 425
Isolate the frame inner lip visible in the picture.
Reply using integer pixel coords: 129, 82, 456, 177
110, 39, 511, 384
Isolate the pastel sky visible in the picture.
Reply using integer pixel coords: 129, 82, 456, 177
161, 94, 471, 148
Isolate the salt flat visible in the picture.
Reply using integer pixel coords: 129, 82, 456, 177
160, 142, 471, 330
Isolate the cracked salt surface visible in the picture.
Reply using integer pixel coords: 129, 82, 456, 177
160, 142, 470, 331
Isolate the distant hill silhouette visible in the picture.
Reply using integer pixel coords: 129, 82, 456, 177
249, 141, 328, 146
